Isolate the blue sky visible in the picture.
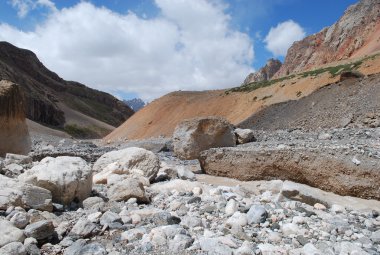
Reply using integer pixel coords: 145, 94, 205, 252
0, 0, 358, 100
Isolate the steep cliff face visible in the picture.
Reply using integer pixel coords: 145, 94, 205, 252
0, 80, 31, 156
275, 0, 380, 77
243, 59, 282, 84
0, 41, 134, 128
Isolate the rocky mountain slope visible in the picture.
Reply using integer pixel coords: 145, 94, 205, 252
243, 59, 282, 85
105, 53, 380, 141
0, 41, 134, 137
124, 98, 146, 112
239, 72, 380, 131
274, 0, 380, 78
106, 0, 380, 141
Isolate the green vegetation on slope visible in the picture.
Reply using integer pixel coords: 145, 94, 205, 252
64, 124, 109, 139
227, 54, 379, 94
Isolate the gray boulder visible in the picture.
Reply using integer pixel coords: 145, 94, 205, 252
173, 116, 236, 160
24, 220, 55, 240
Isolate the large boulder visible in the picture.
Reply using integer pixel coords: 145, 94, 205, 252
0, 175, 52, 211
18, 156, 92, 205
173, 116, 236, 160
199, 144, 380, 200
93, 147, 160, 184
0, 80, 31, 157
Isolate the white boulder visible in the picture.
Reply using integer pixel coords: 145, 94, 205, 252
93, 147, 160, 183
18, 156, 92, 205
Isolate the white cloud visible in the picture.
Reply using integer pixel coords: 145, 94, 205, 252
10, 0, 57, 18
264, 20, 305, 57
1, 0, 254, 101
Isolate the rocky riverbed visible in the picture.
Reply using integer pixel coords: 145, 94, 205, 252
0, 128, 379, 255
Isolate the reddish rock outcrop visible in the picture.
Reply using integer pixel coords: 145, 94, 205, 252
0, 80, 31, 156
243, 59, 282, 84
274, 0, 380, 78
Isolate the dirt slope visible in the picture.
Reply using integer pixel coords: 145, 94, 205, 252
106, 53, 380, 141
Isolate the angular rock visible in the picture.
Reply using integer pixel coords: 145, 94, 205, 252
18, 156, 92, 205
70, 218, 97, 238
64, 240, 106, 255
82, 197, 105, 211
24, 220, 55, 240
226, 212, 248, 228
10, 212, 30, 229
151, 212, 181, 226
199, 237, 233, 255
0, 219, 25, 248
99, 211, 122, 226
107, 178, 149, 203
199, 145, 380, 199
176, 166, 196, 181
0, 242, 26, 255
4, 154, 32, 165
168, 234, 193, 253
173, 116, 236, 160
0, 80, 31, 157
234, 128, 255, 144
0, 175, 52, 212
93, 147, 160, 183
247, 205, 268, 224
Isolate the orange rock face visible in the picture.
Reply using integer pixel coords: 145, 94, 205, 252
274, 0, 380, 78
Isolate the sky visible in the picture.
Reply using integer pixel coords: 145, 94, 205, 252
0, 0, 358, 101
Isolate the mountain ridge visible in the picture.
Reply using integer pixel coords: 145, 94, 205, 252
0, 41, 134, 137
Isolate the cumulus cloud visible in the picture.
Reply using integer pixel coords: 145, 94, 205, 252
10, 0, 57, 18
264, 20, 305, 57
1, 0, 254, 101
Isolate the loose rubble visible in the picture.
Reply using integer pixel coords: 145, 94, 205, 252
0, 128, 379, 254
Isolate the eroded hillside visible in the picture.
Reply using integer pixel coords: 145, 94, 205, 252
106, 53, 380, 141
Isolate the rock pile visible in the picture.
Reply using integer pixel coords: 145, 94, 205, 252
0, 80, 31, 157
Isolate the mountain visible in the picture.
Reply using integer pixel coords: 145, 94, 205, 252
274, 0, 380, 78
124, 98, 145, 112
243, 59, 282, 85
105, 0, 380, 142
0, 41, 134, 137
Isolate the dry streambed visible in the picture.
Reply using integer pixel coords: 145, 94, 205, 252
0, 127, 380, 254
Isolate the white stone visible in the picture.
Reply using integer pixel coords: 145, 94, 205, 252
0, 175, 52, 211
225, 199, 238, 216
0, 242, 26, 255
0, 220, 25, 247
226, 212, 248, 228
93, 147, 160, 183
88, 212, 102, 223
18, 156, 92, 205
314, 203, 327, 210
282, 223, 300, 236
331, 204, 346, 213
